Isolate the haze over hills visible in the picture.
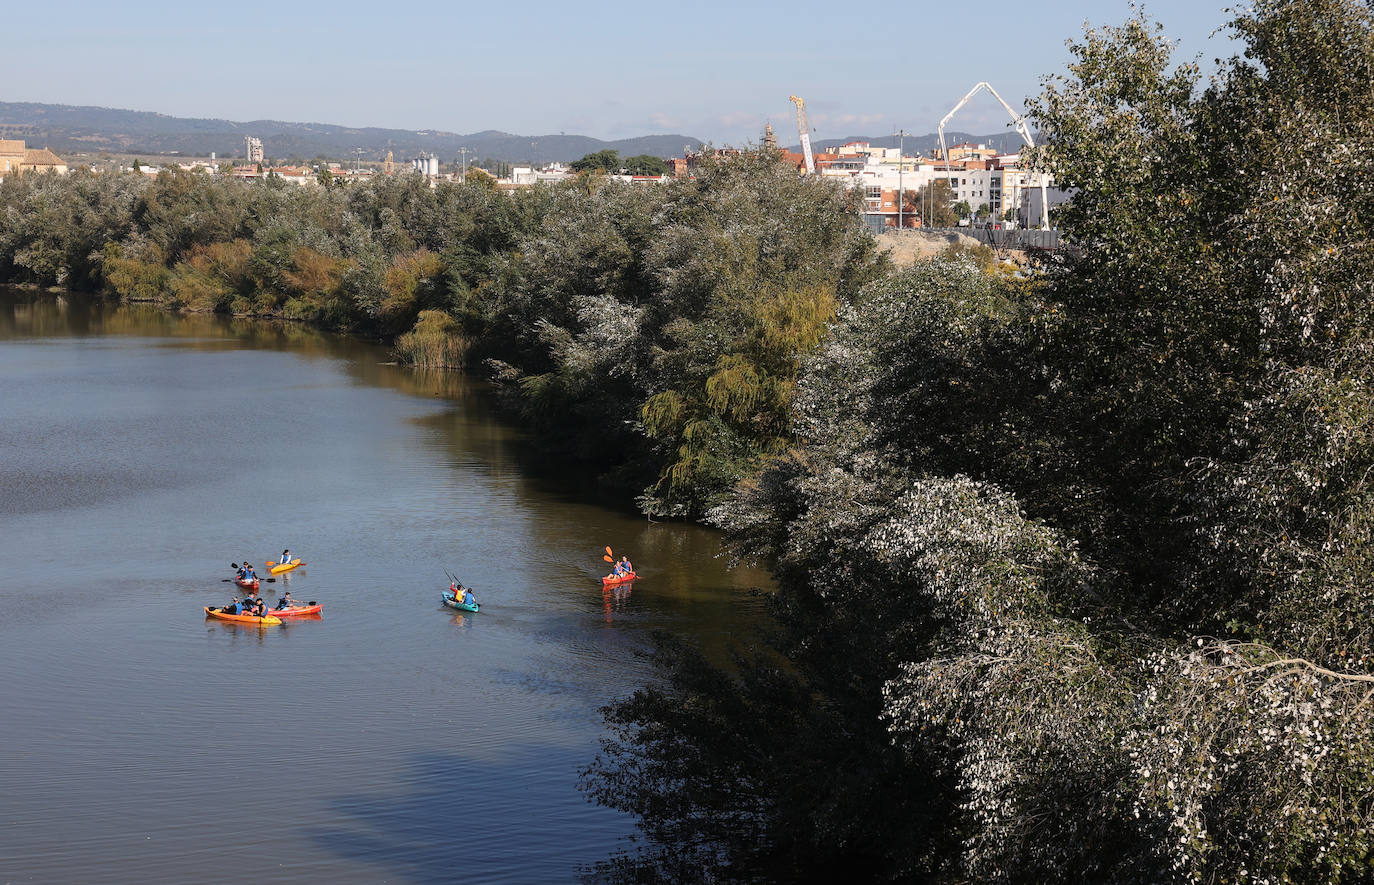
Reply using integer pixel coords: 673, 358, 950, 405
0, 101, 1030, 165
0, 102, 704, 164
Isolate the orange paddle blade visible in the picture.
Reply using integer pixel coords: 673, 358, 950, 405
605, 546, 613, 556
603, 555, 614, 562
266, 561, 276, 567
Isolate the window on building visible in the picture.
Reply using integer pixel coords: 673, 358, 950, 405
865, 186, 881, 199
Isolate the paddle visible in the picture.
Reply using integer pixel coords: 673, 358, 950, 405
275, 600, 319, 612
228, 563, 276, 582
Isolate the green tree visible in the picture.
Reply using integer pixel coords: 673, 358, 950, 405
570, 149, 621, 173
622, 154, 668, 176
586, 1, 1374, 881
905, 178, 956, 227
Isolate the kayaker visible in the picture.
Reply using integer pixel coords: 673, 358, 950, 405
619, 555, 633, 575
462, 586, 477, 607
221, 597, 241, 615
275, 592, 295, 611
243, 564, 258, 581
279, 548, 292, 567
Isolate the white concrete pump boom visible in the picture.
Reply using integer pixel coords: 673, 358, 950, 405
937, 81, 1050, 230
789, 95, 815, 175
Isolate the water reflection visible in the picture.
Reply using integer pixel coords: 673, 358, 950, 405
0, 287, 769, 884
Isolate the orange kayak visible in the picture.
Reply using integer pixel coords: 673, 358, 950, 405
602, 571, 636, 587
204, 606, 282, 626
269, 604, 322, 617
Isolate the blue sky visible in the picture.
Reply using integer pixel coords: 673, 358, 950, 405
4, 0, 1242, 143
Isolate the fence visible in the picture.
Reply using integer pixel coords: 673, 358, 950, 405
864, 219, 1067, 251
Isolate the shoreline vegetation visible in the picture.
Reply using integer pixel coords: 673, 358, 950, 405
6, 2, 1374, 880
0, 149, 880, 517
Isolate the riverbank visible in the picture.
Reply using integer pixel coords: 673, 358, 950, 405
0, 153, 881, 520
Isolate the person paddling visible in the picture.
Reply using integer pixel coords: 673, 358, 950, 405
279, 549, 292, 568
618, 555, 632, 576
275, 591, 296, 611
461, 586, 477, 607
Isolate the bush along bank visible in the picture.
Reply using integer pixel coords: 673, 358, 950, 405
0, 150, 885, 518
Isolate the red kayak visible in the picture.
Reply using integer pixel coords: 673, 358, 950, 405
602, 571, 636, 587
268, 604, 323, 617
235, 577, 260, 591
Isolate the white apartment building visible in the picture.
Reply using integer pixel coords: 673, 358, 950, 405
944, 167, 995, 210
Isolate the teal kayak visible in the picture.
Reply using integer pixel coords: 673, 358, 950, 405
442, 592, 480, 613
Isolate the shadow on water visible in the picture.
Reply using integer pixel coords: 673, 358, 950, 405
306, 750, 629, 885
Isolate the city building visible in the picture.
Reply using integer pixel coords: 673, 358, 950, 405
0, 139, 69, 179
244, 136, 264, 164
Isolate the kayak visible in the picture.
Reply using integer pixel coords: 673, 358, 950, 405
234, 577, 260, 591
268, 558, 304, 575
442, 592, 480, 613
602, 571, 636, 587
204, 606, 282, 626
269, 603, 323, 617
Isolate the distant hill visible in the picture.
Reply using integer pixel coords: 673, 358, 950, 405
0, 102, 705, 164
798, 131, 1032, 156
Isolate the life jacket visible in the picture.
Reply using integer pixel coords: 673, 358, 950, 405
223, 602, 240, 615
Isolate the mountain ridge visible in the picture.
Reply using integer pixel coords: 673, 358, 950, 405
0, 101, 703, 165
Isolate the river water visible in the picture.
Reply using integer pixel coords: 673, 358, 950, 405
0, 291, 769, 884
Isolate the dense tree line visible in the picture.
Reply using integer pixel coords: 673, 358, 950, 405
0, 151, 877, 516
583, 1, 1374, 881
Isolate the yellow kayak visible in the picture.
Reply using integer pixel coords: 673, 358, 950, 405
267, 558, 304, 574
205, 607, 282, 626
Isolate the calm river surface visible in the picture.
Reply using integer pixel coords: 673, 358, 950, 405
0, 290, 769, 884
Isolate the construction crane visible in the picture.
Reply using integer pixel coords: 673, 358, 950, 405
937, 81, 1050, 230
789, 95, 815, 175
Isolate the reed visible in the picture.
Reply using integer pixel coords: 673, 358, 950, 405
393, 310, 469, 369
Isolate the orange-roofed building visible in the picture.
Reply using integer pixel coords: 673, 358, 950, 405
0, 140, 68, 178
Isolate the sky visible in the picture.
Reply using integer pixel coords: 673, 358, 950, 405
2, 0, 1244, 144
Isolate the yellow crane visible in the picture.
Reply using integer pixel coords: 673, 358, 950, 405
789, 95, 815, 175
